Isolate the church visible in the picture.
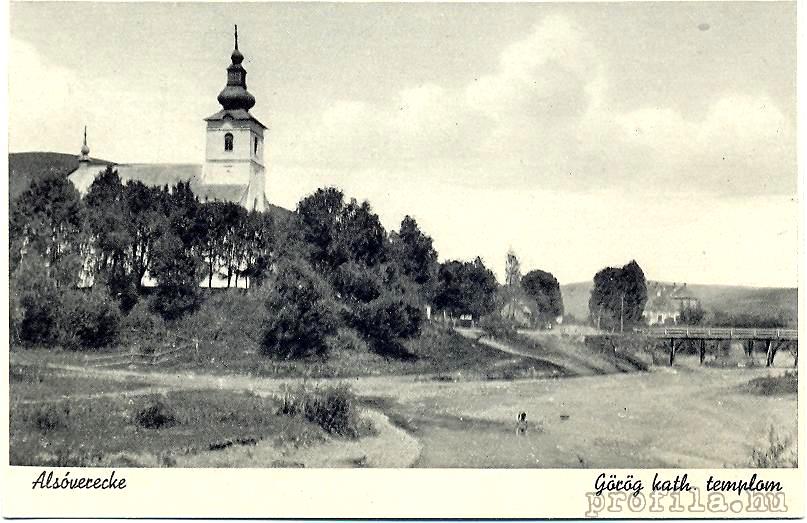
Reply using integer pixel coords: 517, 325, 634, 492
68, 26, 271, 213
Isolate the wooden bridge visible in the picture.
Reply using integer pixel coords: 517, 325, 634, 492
634, 327, 798, 367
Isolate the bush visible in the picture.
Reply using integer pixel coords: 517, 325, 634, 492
59, 288, 121, 350
119, 300, 166, 343
134, 396, 179, 429
749, 425, 797, 468
350, 290, 423, 353
325, 328, 370, 353
148, 233, 206, 321
33, 404, 70, 433
11, 255, 61, 345
261, 262, 339, 359
479, 313, 518, 340
277, 384, 370, 438
745, 370, 798, 396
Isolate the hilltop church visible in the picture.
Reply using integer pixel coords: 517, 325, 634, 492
68, 26, 270, 213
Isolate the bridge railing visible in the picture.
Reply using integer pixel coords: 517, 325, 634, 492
636, 326, 797, 340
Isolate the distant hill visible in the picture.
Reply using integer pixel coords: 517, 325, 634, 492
8, 152, 112, 203
561, 281, 797, 326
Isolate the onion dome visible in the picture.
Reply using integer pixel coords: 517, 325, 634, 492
217, 25, 256, 111
78, 126, 90, 162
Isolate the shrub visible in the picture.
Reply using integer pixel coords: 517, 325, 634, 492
325, 328, 370, 353
11, 255, 61, 345
119, 300, 166, 343
745, 371, 798, 396
261, 262, 338, 359
134, 396, 179, 429
351, 290, 423, 354
148, 233, 206, 321
277, 384, 370, 438
33, 404, 70, 433
749, 425, 797, 468
479, 313, 518, 340
59, 288, 122, 350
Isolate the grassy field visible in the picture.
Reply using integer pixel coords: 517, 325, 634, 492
12, 324, 546, 380
9, 330, 798, 469
8, 365, 386, 467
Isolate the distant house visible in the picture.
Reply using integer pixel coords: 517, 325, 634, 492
642, 281, 700, 325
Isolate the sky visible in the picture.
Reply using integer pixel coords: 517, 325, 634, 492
8, 2, 799, 287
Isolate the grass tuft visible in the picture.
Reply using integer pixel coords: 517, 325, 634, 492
277, 384, 373, 438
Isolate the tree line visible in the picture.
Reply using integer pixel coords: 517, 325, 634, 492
11, 169, 546, 356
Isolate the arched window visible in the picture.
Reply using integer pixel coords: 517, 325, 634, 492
254, 136, 258, 155
224, 132, 234, 151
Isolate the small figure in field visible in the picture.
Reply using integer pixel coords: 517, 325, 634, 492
516, 412, 528, 435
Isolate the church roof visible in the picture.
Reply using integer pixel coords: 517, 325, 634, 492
204, 109, 267, 129
115, 163, 202, 187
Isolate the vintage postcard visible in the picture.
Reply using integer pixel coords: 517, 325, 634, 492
2, 0, 803, 519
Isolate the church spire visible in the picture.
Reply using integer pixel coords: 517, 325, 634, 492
217, 25, 255, 111
78, 126, 90, 162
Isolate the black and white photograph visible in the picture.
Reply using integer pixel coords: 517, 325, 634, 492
3, 1, 803, 516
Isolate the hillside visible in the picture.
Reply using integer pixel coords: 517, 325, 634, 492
8, 152, 114, 202
561, 281, 797, 326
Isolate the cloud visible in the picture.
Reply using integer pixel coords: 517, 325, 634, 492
9, 37, 210, 163
272, 14, 795, 196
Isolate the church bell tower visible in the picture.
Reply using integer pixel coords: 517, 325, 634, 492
202, 25, 268, 211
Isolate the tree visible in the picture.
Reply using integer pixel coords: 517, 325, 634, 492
333, 261, 424, 353
389, 215, 438, 299
678, 302, 705, 325
296, 187, 345, 267
503, 249, 522, 321
521, 269, 563, 325
121, 181, 169, 291
10, 253, 61, 345
433, 257, 498, 319
148, 231, 205, 321
10, 171, 86, 285
331, 199, 387, 268
261, 261, 339, 359
296, 188, 387, 270
237, 210, 275, 288
588, 260, 647, 331
84, 167, 139, 308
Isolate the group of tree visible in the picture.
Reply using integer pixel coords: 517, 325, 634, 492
261, 187, 438, 358
587, 260, 648, 331
9, 168, 511, 358
10, 167, 280, 346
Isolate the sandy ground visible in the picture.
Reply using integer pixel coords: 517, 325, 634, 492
22, 356, 797, 468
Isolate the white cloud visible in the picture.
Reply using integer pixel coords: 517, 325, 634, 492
272, 14, 795, 196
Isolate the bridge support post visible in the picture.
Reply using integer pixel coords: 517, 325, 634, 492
669, 338, 676, 366
746, 339, 754, 358
699, 339, 706, 365
765, 339, 774, 367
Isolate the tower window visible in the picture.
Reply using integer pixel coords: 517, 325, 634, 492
224, 132, 233, 151
254, 136, 258, 154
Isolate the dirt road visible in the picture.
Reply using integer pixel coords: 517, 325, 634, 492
30, 359, 798, 468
